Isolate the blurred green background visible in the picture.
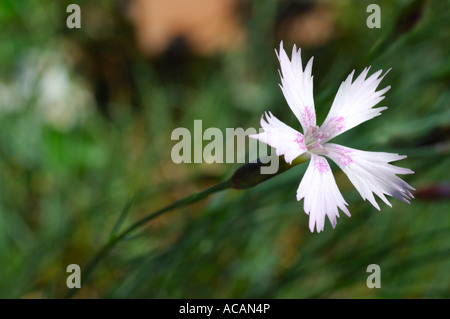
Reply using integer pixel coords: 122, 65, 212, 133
0, 0, 449, 298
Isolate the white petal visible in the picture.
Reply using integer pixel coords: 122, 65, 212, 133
276, 41, 316, 133
296, 154, 350, 233
249, 111, 307, 164
324, 143, 415, 210
320, 67, 391, 142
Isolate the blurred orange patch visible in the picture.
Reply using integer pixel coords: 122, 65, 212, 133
130, 0, 246, 57
277, 4, 336, 48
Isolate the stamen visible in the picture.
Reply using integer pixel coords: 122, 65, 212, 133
294, 133, 306, 150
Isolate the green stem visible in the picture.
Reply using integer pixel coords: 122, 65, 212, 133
115, 180, 231, 242
65, 180, 231, 298
66, 155, 307, 298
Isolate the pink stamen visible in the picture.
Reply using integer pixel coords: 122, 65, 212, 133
294, 133, 306, 150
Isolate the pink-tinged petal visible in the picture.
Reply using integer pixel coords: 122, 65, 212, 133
276, 41, 316, 133
320, 67, 391, 142
296, 154, 350, 233
250, 111, 307, 164
324, 143, 415, 210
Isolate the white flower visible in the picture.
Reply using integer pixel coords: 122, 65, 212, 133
250, 42, 414, 233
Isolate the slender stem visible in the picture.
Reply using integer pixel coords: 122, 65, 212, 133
116, 180, 232, 242
65, 180, 231, 298
65, 155, 306, 298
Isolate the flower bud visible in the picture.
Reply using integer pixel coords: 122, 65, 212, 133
230, 156, 307, 189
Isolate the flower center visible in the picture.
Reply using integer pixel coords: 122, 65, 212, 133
304, 125, 328, 154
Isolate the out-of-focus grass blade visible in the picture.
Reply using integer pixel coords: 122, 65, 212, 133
121, 227, 153, 242
109, 198, 134, 238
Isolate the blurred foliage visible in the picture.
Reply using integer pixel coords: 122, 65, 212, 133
0, 0, 449, 298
